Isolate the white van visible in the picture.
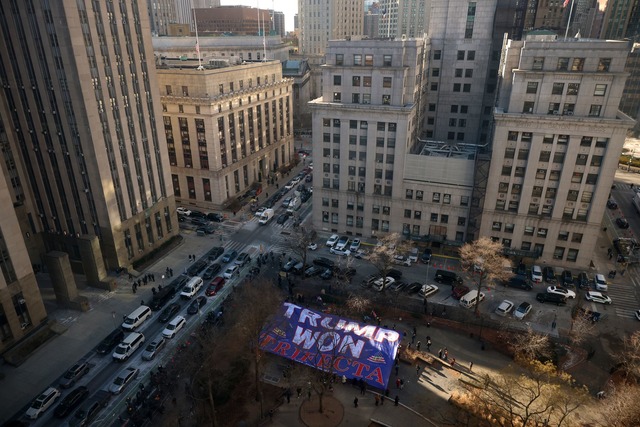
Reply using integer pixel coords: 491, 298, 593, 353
112, 332, 145, 361
594, 274, 608, 291
459, 290, 485, 309
180, 276, 203, 299
121, 305, 152, 331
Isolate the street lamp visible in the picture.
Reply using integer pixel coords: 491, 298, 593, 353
629, 150, 635, 171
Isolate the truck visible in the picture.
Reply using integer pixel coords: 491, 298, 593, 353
286, 196, 301, 213
633, 192, 640, 213
258, 208, 275, 225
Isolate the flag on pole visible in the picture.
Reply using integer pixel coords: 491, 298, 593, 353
382, 7, 387, 18
195, 42, 200, 54
563, 0, 571, 7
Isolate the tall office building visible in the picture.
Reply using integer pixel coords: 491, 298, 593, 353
364, 13, 381, 38
424, 0, 499, 145
480, 34, 634, 266
600, 0, 640, 40
271, 10, 286, 37
620, 42, 640, 135
298, 0, 364, 55
0, 0, 178, 285
156, 58, 294, 209
148, 0, 178, 36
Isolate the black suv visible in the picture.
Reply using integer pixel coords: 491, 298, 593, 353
542, 266, 557, 284
562, 270, 574, 287
536, 292, 567, 305
577, 272, 590, 289
96, 328, 125, 355
504, 276, 533, 290
313, 257, 335, 269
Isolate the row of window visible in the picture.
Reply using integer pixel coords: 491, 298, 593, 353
507, 132, 608, 147
522, 101, 603, 116
333, 92, 391, 105
531, 56, 610, 72
432, 68, 474, 78
122, 207, 173, 259
322, 119, 398, 131
335, 53, 393, 67
491, 237, 581, 262
164, 75, 276, 97
333, 75, 392, 88
494, 198, 590, 220
493, 223, 583, 242
525, 81, 607, 97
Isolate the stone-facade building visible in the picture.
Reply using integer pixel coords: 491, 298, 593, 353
157, 60, 294, 210
480, 34, 635, 267
152, 35, 290, 62
298, 0, 364, 56
282, 60, 313, 130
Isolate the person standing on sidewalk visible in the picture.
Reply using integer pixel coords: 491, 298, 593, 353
394, 395, 399, 406
353, 397, 359, 408
416, 365, 421, 376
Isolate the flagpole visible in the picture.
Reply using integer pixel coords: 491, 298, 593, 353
564, 0, 575, 40
192, 0, 203, 70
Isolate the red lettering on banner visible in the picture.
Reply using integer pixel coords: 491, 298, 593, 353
351, 360, 368, 377
297, 351, 316, 363
365, 367, 384, 386
273, 341, 291, 355
259, 334, 276, 348
333, 356, 349, 372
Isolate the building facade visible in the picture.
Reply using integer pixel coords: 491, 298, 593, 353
148, 0, 178, 36
363, 13, 381, 39
0, 0, 177, 273
480, 34, 634, 267
310, 39, 475, 243
282, 60, 313, 129
600, 0, 640, 40
298, 0, 364, 56
157, 60, 294, 210
271, 10, 286, 37
194, 6, 272, 36
620, 42, 640, 135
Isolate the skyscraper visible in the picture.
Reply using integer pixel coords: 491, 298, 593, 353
298, 0, 364, 55
0, 1, 178, 284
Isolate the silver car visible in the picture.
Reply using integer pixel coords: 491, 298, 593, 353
109, 367, 139, 394
141, 337, 166, 361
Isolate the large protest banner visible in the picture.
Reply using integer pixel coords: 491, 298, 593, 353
259, 302, 400, 389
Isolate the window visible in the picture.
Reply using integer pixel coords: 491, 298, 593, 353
567, 190, 579, 201
352, 93, 360, 103
352, 76, 361, 86
461, 105, 468, 113
492, 221, 502, 231
467, 51, 475, 60
594, 84, 607, 96
586, 173, 598, 185
363, 76, 372, 87
457, 50, 465, 60
465, 69, 473, 78
365, 54, 373, 66
539, 151, 551, 162
455, 68, 463, 78
431, 83, 438, 91
591, 155, 603, 167
558, 231, 569, 241
449, 118, 457, 127
433, 50, 441, 60
535, 169, 546, 179
596, 137, 608, 148
557, 57, 569, 71
523, 101, 534, 113
514, 167, 525, 177
443, 194, 451, 204
432, 68, 440, 77
532, 186, 543, 197
598, 58, 611, 72
553, 247, 565, 260
441, 215, 449, 224
571, 172, 583, 183
383, 55, 392, 66
567, 83, 580, 95
333, 75, 341, 85
557, 134, 569, 145
576, 154, 588, 166
589, 105, 602, 117
526, 82, 538, 94
533, 57, 544, 70
563, 103, 575, 115
453, 83, 461, 92
336, 54, 344, 65
382, 95, 391, 105
383, 77, 392, 88
537, 228, 547, 237
552, 82, 564, 95
451, 105, 459, 113
581, 191, 593, 203
571, 58, 585, 71
518, 149, 529, 160
567, 249, 578, 262
428, 103, 436, 111
404, 209, 411, 218
463, 84, 471, 92
529, 203, 539, 214
432, 192, 441, 202
353, 54, 362, 66
549, 170, 560, 181
572, 233, 583, 243
333, 92, 341, 102
502, 165, 513, 176
524, 226, 535, 236
363, 94, 371, 104
495, 200, 505, 210
521, 242, 532, 251
406, 189, 413, 199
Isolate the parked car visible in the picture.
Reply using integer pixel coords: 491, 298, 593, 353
530, 265, 543, 283
141, 337, 166, 361
421, 248, 433, 263
307, 242, 318, 251
305, 174, 313, 182
54, 386, 89, 418
536, 293, 567, 305
543, 266, 557, 284
514, 302, 532, 320
495, 300, 514, 316
387, 269, 403, 280
206, 212, 225, 222
25, 387, 61, 419
326, 234, 340, 247
190, 210, 205, 218
452, 285, 470, 299
334, 236, 350, 251
207, 247, 225, 261
191, 217, 208, 227
361, 274, 382, 288
329, 247, 351, 256
504, 276, 533, 290
594, 273, 608, 291
109, 367, 139, 394
221, 250, 238, 263
305, 265, 323, 277
276, 213, 289, 225
163, 315, 186, 338
96, 329, 125, 355
187, 296, 207, 314
281, 196, 293, 207
562, 270, 574, 287
405, 282, 423, 293
392, 255, 412, 267
607, 199, 618, 209
202, 264, 222, 280
372, 276, 395, 292
205, 277, 225, 297
577, 272, 590, 289
515, 262, 527, 276
616, 217, 630, 229
349, 239, 361, 252
282, 259, 301, 272
223, 265, 240, 279
546, 286, 576, 299
60, 362, 91, 389
176, 207, 191, 216
70, 391, 110, 427
313, 257, 335, 269
320, 268, 333, 280
585, 291, 612, 304
159, 303, 181, 323
235, 252, 251, 267
419, 284, 439, 298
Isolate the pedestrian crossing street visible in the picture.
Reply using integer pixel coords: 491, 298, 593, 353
613, 182, 638, 192
218, 238, 289, 259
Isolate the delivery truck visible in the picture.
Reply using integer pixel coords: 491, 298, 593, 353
258, 208, 275, 225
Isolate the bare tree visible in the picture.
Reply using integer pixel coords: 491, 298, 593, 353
616, 330, 640, 381
459, 237, 513, 315
600, 383, 640, 426
365, 233, 410, 289
462, 360, 588, 427
568, 312, 597, 347
329, 253, 355, 294
507, 326, 552, 362
281, 225, 317, 269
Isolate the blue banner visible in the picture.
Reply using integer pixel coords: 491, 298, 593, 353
259, 302, 400, 389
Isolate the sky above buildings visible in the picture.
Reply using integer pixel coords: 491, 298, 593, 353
220, 0, 298, 32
